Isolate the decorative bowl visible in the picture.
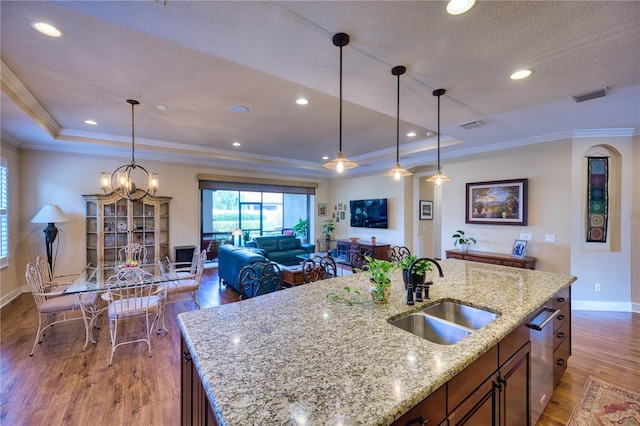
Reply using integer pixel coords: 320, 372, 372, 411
349, 237, 360, 243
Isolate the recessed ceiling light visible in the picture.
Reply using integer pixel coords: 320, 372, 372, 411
84, 119, 97, 125
31, 21, 63, 37
510, 69, 533, 80
232, 142, 241, 147
230, 105, 249, 113
407, 131, 416, 137
157, 105, 168, 111
322, 156, 329, 160
446, 0, 475, 15
295, 98, 309, 105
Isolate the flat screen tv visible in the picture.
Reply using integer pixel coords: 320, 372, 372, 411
350, 198, 388, 229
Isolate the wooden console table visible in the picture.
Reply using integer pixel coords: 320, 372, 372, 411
336, 240, 390, 265
445, 249, 536, 270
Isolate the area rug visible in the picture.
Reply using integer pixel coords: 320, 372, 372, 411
567, 375, 640, 425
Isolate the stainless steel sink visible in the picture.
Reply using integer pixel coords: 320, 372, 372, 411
422, 301, 498, 330
390, 313, 472, 345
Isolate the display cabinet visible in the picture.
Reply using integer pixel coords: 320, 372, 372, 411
83, 191, 171, 266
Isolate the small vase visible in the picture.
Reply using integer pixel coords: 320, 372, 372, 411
370, 282, 391, 303
459, 243, 470, 252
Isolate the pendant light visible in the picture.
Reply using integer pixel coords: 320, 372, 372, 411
426, 89, 452, 185
384, 65, 412, 180
100, 99, 159, 201
323, 33, 357, 173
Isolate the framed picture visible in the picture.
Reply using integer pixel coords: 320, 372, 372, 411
318, 203, 327, 216
511, 239, 527, 258
420, 200, 433, 220
340, 211, 345, 220
466, 178, 528, 226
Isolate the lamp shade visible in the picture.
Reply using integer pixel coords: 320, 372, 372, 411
232, 227, 243, 236
31, 205, 70, 224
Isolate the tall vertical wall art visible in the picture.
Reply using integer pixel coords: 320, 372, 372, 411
586, 157, 608, 242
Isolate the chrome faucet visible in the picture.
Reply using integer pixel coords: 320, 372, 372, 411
406, 257, 444, 305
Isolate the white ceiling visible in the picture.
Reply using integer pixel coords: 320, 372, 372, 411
2, 1, 639, 178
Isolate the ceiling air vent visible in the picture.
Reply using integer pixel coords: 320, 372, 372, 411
570, 87, 608, 103
460, 120, 486, 130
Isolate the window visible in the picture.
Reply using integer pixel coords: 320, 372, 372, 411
0, 156, 8, 268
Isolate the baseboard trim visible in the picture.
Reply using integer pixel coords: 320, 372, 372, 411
0, 286, 25, 309
572, 300, 633, 312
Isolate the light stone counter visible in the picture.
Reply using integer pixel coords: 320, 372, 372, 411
178, 259, 576, 425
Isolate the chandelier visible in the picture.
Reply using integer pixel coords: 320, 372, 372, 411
384, 65, 412, 180
323, 33, 357, 173
426, 89, 452, 185
100, 99, 158, 201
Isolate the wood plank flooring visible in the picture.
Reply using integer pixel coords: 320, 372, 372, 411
1, 267, 638, 425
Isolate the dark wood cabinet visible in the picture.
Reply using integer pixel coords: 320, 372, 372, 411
393, 324, 530, 426
552, 287, 571, 387
181, 336, 218, 426
336, 240, 390, 265
445, 250, 536, 270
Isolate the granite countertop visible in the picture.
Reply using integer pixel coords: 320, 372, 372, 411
178, 259, 576, 425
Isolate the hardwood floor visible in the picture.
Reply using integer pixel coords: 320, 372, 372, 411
1, 268, 638, 425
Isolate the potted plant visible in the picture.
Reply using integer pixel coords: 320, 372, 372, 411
397, 255, 432, 288
365, 255, 397, 303
452, 229, 477, 252
370, 236, 376, 245
321, 219, 335, 240
292, 218, 308, 242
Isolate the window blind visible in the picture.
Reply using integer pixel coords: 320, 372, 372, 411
197, 173, 317, 195
0, 156, 9, 267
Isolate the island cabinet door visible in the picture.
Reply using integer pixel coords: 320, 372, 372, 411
181, 336, 219, 426
498, 342, 531, 426
448, 371, 500, 425
392, 384, 447, 426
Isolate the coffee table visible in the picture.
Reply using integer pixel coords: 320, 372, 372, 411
279, 264, 304, 286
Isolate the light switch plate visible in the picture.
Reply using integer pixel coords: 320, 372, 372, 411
520, 233, 532, 241
544, 234, 556, 243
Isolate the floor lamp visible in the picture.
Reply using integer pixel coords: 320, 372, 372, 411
31, 205, 70, 275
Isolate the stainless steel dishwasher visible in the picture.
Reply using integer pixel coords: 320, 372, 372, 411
528, 305, 560, 425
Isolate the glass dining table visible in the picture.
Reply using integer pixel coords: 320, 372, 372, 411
63, 262, 181, 348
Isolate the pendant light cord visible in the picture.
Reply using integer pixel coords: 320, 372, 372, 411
396, 71, 400, 164
131, 101, 136, 165
339, 44, 343, 152
436, 93, 441, 171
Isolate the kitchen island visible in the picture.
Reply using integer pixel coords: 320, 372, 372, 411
178, 259, 576, 425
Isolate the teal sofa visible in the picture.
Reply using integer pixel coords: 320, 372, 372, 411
218, 245, 267, 294
245, 235, 315, 266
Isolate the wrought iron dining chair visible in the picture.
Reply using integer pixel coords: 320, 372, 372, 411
25, 262, 96, 356
238, 262, 283, 299
302, 255, 337, 283
156, 249, 206, 330
34, 255, 89, 290
118, 243, 147, 265
348, 250, 371, 273
388, 246, 411, 263
102, 266, 165, 366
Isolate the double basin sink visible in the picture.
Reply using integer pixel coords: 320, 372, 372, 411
390, 301, 499, 345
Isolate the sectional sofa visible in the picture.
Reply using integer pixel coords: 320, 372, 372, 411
217, 245, 267, 293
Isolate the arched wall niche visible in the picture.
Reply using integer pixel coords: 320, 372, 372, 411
581, 144, 621, 252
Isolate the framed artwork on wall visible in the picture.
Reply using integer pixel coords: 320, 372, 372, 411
318, 203, 327, 216
466, 178, 528, 226
420, 200, 433, 220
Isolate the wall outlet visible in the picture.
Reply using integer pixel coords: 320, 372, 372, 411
594, 283, 601, 292
544, 234, 556, 243
520, 233, 532, 241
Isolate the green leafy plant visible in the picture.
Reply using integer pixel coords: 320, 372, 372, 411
397, 255, 432, 276
292, 218, 308, 238
321, 219, 335, 237
452, 229, 477, 247
326, 286, 371, 306
243, 230, 251, 242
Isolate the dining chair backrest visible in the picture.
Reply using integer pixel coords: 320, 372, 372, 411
118, 243, 147, 265
238, 262, 283, 299
106, 266, 153, 300
302, 256, 337, 283
388, 246, 411, 263
25, 263, 48, 307
349, 251, 371, 272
